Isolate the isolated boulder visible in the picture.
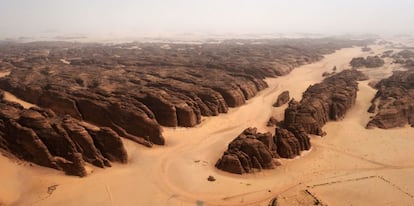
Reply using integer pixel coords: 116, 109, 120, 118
273, 91, 290, 107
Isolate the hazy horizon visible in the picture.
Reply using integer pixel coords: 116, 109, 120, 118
1, 0, 414, 40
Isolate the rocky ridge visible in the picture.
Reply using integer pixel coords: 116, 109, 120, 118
0, 39, 368, 147
0, 92, 128, 176
366, 70, 414, 129
0, 39, 371, 175
350, 56, 385, 68
216, 70, 367, 174
284, 69, 368, 135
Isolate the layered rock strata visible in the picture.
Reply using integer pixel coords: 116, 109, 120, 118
0, 39, 368, 147
0, 95, 127, 176
215, 126, 311, 174
217, 70, 368, 174
284, 70, 368, 136
367, 70, 414, 128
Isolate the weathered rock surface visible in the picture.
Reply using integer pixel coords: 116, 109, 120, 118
284, 70, 368, 136
0, 39, 371, 175
0, 39, 368, 148
0, 98, 127, 176
366, 70, 414, 128
215, 126, 311, 174
274, 127, 311, 158
215, 128, 277, 174
350, 56, 385, 68
273, 91, 290, 107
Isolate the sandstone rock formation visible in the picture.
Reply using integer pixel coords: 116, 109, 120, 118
350, 56, 385, 68
215, 126, 311, 174
273, 91, 290, 107
274, 126, 311, 158
0, 97, 127, 176
215, 128, 277, 174
284, 70, 368, 136
0, 39, 371, 175
366, 70, 414, 129
0, 39, 368, 148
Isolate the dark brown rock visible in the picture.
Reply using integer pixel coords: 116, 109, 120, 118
0, 39, 370, 149
367, 103, 376, 113
367, 70, 414, 128
266, 117, 279, 127
216, 126, 310, 174
215, 128, 276, 174
274, 128, 301, 158
350, 56, 385, 68
273, 91, 290, 107
0, 100, 128, 176
284, 70, 367, 136
207, 176, 216, 181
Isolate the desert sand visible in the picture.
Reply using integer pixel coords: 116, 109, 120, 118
1, 45, 413, 206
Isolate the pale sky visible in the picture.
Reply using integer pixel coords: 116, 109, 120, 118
0, 0, 413, 39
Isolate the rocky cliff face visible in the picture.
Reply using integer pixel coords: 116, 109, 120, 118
284, 70, 368, 136
0, 97, 127, 176
366, 70, 414, 129
350, 56, 385, 68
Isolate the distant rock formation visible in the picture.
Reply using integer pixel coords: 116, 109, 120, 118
0, 97, 127, 176
361, 47, 372, 52
350, 56, 385, 68
273, 91, 290, 107
284, 70, 368, 136
392, 50, 414, 68
366, 70, 414, 128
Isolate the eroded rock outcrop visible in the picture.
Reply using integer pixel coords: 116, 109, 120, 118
350, 56, 385, 68
0, 39, 369, 148
216, 126, 311, 174
366, 70, 414, 128
0, 98, 127, 176
0, 39, 372, 175
284, 70, 368, 136
217, 70, 367, 174
215, 128, 278, 174
273, 91, 290, 107
392, 50, 414, 68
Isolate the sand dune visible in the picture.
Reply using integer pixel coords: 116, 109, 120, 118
1, 46, 413, 206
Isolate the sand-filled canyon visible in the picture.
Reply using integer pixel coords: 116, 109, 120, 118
0, 40, 413, 206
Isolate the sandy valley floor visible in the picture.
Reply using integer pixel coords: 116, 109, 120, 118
1, 45, 413, 206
